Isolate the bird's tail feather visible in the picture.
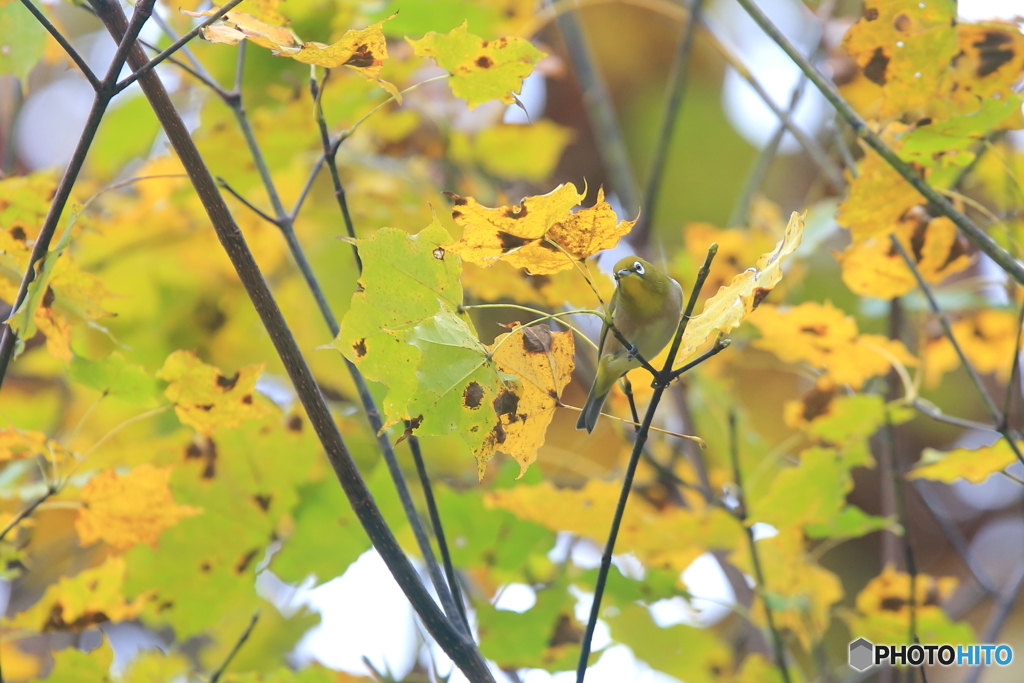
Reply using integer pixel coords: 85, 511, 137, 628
576, 385, 609, 433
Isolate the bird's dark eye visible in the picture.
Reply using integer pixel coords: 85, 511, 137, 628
633, 261, 644, 275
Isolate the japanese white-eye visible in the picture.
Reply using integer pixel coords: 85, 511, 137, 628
576, 256, 683, 433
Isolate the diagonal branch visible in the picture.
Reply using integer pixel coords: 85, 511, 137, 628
576, 244, 721, 683
732, 0, 1024, 286
88, 1, 492, 678
19, 0, 101, 90
115, 0, 245, 93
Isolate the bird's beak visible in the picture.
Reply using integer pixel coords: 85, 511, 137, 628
615, 268, 632, 281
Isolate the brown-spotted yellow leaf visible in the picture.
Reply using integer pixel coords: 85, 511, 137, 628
5, 557, 148, 631
487, 480, 744, 573
674, 211, 804, 365
450, 184, 635, 274
289, 16, 401, 101
846, 567, 973, 646
836, 125, 922, 243
485, 323, 574, 476
909, 441, 1020, 484
923, 309, 1021, 387
838, 209, 970, 299
157, 350, 268, 436
950, 23, 1024, 106
749, 301, 917, 389
842, 0, 958, 120
75, 464, 202, 549
408, 22, 544, 108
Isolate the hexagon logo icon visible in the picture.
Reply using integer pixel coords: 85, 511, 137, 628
849, 638, 874, 671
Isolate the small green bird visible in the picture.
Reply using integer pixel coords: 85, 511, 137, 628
576, 256, 683, 433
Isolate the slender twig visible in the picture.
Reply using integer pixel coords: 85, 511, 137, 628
551, 0, 640, 214
311, 73, 361, 271
409, 433, 470, 631
217, 177, 279, 226
139, 39, 226, 94
634, 0, 704, 246
90, 3, 492, 677
890, 238, 1024, 469
0, 486, 56, 543
0, 0, 158, 392
1001, 302, 1024, 426
576, 244, 721, 683
115, 0, 246, 93
621, 378, 641, 431
605, 323, 658, 375
732, 0, 1024, 286
728, 412, 791, 683
209, 610, 260, 683
19, 0, 101, 90
669, 337, 730, 380
911, 399, 998, 433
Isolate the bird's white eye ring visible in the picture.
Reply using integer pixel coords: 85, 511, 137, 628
633, 261, 644, 275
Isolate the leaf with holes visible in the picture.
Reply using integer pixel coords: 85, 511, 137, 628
408, 22, 544, 108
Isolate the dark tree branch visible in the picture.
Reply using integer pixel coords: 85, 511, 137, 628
88, 2, 492, 677
0, 0, 158, 391
19, 0, 101, 90
0, 485, 56, 543
216, 177, 279, 226
733, 0, 1024, 286
115, 0, 245, 93
576, 244, 721, 683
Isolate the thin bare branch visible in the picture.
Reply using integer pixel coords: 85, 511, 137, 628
19, 0, 101, 90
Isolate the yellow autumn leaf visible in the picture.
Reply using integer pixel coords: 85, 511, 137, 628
674, 211, 804, 365
184, 10, 399, 99
842, 0, 958, 120
836, 124, 921, 243
923, 309, 1021, 387
949, 23, 1024, 107
847, 566, 973, 646
157, 350, 268, 436
0, 641, 39, 681
749, 301, 917, 389
75, 464, 202, 549
0, 426, 66, 462
732, 529, 843, 650
486, 324, 575, 476
839, 210, 970, 299
6, 556, 149, 631
487, 480, 745, 572
449, 184, 635, 274
909, 441, 1020, 484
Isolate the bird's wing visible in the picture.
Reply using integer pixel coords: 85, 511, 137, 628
597, 287, 618, 357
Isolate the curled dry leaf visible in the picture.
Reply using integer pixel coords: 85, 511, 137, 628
675, 210, 805, 365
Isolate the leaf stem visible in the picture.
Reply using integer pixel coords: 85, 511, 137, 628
732, 0, 1024, 286
209, 610, 260, 683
